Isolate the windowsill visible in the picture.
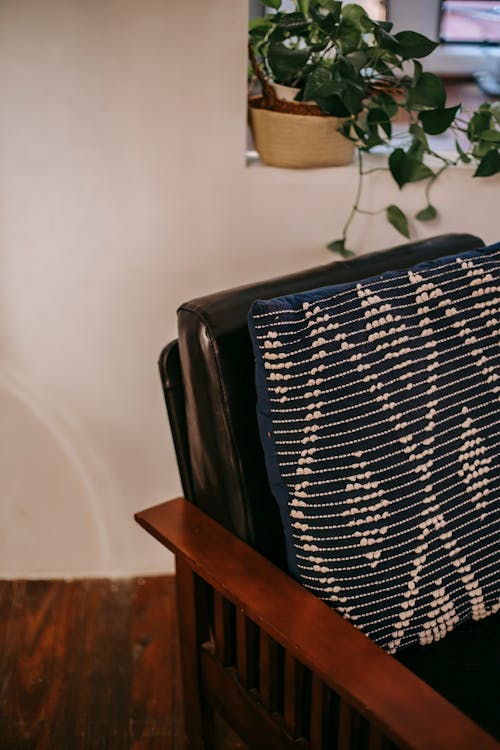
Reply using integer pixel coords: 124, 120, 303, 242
245, 150, 362, 182
245, 134, 474, 183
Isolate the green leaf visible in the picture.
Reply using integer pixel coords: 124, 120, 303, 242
491, 102, 500, 125
393, 30, 440, 59
413, 60, 423, 83
326, 238, 354, 257
260, 0, 281, 9
346, 50, 369, 72
416, 204, 437, 221
480, 128, 500, 143
249, 17, 273, 32
374, 27, 399, 52
297, 0, 309, 15
310, 5, 337, 32
268, 43, 311, 84
389, 148, 434, 189
375, 20, 394, 33
455, 138, 471, 164
315, 95, 351, 117
275, 12, 308, 31
419, 104, 460, 135
336, 21, 362, 53
341, 3, 373, 32
357, 126, 385, 150
353, 122, 368, 139
386, 205, 410, 238
407, 72, 446, 109
367, 107, 392, 139
474, 148, 500, 177
388, 148, 405, 186
316, 0, 342, 15
303, 66, 338, 99
342, 81, 364, 115
379, 49, 403, 67
472, 140, 493, 159
268, 24, 287, 43
372, 59, 393, 77
373, 92, 398, 118
467, 111, 492, 141
407, 137, 426, 160
409, 122, 429, 148
336, 56, 362, 81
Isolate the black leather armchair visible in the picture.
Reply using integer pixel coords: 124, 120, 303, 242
136, 234, 499, 750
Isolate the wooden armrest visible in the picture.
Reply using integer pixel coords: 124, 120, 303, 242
135, 498, 498, 750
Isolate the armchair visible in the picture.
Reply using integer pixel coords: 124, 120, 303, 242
136, 234, 499, 750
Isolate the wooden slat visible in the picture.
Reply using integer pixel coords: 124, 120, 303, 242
259, 631, 280, 713
175, 559, 216, 750
310, 675, 326, 750
236, 610, 258, 690
338, 700, 362, 750
201, 646, 307, 750
338, 700, 353, 750
213, 591, 235, 667
369, 724, 389, 750
310, 675, 324, 750
284, 653, 306, 739
310, 678, 340, 750
136, 499, 500, 750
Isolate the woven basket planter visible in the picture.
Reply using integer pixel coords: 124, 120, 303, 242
249, 103, 355, 169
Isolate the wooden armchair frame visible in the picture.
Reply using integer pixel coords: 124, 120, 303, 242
136, 498, 498, 750
136, 234, 498, 749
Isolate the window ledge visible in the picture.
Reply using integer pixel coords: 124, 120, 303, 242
246, 138, 474, 184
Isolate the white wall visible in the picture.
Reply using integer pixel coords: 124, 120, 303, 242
0, 0, 498, 578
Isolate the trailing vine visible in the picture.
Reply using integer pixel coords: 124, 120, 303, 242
249, 0, 500, 255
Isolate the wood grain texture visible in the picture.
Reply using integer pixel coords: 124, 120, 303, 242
136, 498, 500, 750
235, 611, 258, 691
130, 577, 182, 749
283, 654, 306, 739
175, 561, 216, 750
0, 577, 244, 750
214, 591, 236, 669
257, 631, 280, 714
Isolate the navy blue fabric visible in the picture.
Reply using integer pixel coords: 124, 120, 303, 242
248, 244, 500, 653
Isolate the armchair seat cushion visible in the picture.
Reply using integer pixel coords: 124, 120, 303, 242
249, 243, 500, 654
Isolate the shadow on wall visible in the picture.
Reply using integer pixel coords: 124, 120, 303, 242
0, 366, 114, 577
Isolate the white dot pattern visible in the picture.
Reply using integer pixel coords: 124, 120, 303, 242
249, 246, 500, 653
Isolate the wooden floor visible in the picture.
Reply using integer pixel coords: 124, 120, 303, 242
0, 577, 245, 750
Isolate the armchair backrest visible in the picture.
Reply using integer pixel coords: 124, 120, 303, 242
160, 234, 484, 568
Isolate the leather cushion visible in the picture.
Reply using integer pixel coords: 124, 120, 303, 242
176, 235, 484, 567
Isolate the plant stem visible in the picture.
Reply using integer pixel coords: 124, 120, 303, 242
342, 151, 365, 246
428, 150, 453, 166
318, 41, 335, 61
424, 161, 451, 206
357, 207, 387, 216
361, 166, 390, 175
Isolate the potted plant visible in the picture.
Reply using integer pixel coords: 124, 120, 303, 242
249, 0, 500, 255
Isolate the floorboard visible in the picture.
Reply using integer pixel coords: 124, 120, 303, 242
0, 577, 244, 750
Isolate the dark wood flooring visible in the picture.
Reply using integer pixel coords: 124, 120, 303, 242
0, 577, 245, 750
